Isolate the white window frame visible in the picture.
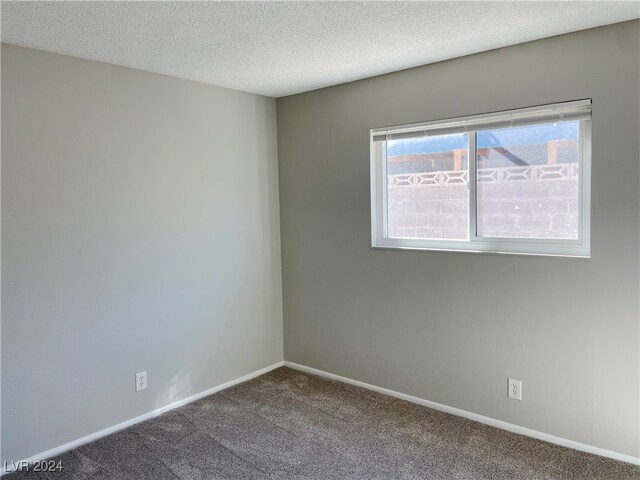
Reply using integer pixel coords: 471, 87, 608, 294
370, 99, 592, 258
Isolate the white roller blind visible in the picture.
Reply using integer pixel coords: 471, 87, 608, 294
372, 99, 591, 142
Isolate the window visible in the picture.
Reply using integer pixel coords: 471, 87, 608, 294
370, 100, 591, 257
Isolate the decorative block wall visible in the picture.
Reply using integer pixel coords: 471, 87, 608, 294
387, 164, 579, 240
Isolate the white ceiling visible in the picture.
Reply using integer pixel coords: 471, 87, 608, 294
2, 1, 639, 97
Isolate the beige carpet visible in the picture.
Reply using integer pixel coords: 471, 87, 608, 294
7, 367, 640, 479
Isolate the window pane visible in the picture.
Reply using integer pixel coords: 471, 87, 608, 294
476, 122, 580, 239
386, 133, 468, 240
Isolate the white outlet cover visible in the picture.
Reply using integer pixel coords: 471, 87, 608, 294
508, 378, 522, 401
136, 371, 147, 392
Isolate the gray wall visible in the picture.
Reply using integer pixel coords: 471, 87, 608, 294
277, 21, 640, 457
1, 44, 283, 462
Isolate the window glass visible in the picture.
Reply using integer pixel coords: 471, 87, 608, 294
476, 122, 579, 239
387, 134, 468, 240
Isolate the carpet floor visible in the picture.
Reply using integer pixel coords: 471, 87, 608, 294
7, 366, 640, 479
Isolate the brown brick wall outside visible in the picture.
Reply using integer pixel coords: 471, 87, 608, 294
387, 165, 579, 240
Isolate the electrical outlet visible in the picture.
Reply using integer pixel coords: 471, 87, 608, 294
508, 378, 521, 400
135, 371, 147, 392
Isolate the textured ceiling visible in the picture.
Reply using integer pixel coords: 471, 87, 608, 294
2, 1, 639, 97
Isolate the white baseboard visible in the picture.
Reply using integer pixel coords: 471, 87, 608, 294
5, 359, 637, 474
284, 361, 640, 466
1, 361, 285, 476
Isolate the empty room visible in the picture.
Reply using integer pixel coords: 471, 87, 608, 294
1, 1, 640, 479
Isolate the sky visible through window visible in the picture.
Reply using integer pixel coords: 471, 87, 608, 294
387, 123, 578, 156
